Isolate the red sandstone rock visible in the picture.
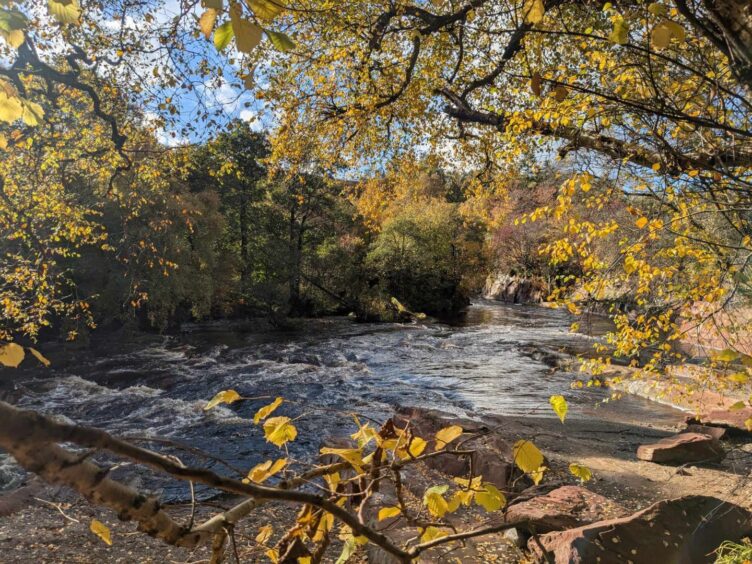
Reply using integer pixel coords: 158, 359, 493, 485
505, 485, 623, 533
636, 432, 724, 464
684, 423, 728, 440
530, 496, 752, 564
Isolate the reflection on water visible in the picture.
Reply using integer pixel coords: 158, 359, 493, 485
0, 300, 681, 498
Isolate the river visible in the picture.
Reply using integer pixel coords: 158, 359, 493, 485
0, 301, 682, 499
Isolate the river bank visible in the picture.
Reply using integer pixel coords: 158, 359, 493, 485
2, 400, 751, 563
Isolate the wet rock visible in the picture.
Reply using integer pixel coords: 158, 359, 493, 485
684, 423, 727, 440
636, 432, 724, 464
505, 485, 623, 533
529, 496, 752, 564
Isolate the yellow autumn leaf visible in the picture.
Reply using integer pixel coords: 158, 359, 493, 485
549, 395, 568, 423
253, 397, 283, 423
408, 436, 427, 457
0, 133, 7, 150
204, 389, 242, 410
647, 2, 667, 16
451, 489, 474, 507
377, 506, 401, 521
199, 9, 218, 40
2, 29, 24, 49
513, 439, 544, 473
609, 18, 629, 45
745, 418, 752, 432
423, 485, 450, 517
0, 92, 23, 124
635, 217, 649, 229
665, 20, 685, 43
263, 416, 297, 447
256, 524, 273, 544
522, 0, 545, 24
420, 526, 448, 543
434, 425, 463, 450
48, 0, 80, 24
0, 343, 25, 368
713, 348, 739, 363
28, 347, 50, 367
231, 17, 262, 53
569, 463, 593, 483
530, 465, 547, 485
312, 511, 333, 543
90, 519, 112, 545
474, 483, 506, 512
651, 22, 671, 50
21, 101, 44, 126
319, 447, 364, 472
249, 0, 283, 20
247, 458, 287, 483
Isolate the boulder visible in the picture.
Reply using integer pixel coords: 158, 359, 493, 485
688, 408, 752, 435
684, 423, 727, 440
483, 273, 547, 304
394, 407, 518, 489
505, 486, 623, 533
636, 432, 724, 464
530, 496, 752, 564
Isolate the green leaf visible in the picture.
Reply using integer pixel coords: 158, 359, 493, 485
266, 30, 295, 51
214, 20, 234, 51
729, 401, 747, 411
549, 395, 568, 423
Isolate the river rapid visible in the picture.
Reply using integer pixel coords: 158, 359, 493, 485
0, 301, 682, 499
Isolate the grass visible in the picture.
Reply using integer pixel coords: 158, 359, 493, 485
715, 539, 752, 564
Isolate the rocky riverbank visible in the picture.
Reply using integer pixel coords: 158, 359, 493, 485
2, 400, 751, 563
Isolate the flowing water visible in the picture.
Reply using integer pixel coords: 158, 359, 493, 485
0, 301, 682, 499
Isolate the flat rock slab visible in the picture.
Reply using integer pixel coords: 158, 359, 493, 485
636, 432, 724, 464
505, 486, 624, 533
688, 408, 752, 435
684, 423, 728, 440
530, 495, 752, 564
